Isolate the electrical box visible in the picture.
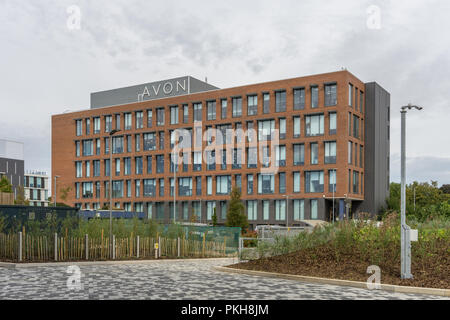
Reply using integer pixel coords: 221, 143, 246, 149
410, 229, 418, 242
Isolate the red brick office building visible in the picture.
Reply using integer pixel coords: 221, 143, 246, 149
52, 71, 390, 228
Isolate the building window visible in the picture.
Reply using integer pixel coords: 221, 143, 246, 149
207, 101, 216, 120
112, 181, 123, 198
232, 149, 242, 169
353, 171, 359, 194
348, 141, 353, 164
293, 116, 301, 138
86, 118, 91, 135
104, 159, 110, 177
112, 136, 124, 154
76, 161, 82, 178
258, 174, 275, 194
360, 91, 364, 114
348, 83, 353, 106
182, 104, 189, 123
310, 199, 318, 220
135, 134, 141, 152
293, 172, 300, 193
196, 176, 201, 196
360, 145, 363, 167
293, 144, 304, 166
310, 86, 318, 108
293, 199, 304, 221
305, 114, 324, 136
247, 174, 254, 195
193, 152, 202, 171
279, 172, 286, 193
279, 118, 286, 139
247, 147, 257, 169
262, 200, 270, 220
232, 97, 242, 117
105, 116, 112, 133
135, 180, 141, 197
93, 117, 100, 134
158, 179, 164, 197
135, 111, 143, 129
329, 112, 337, 135
156, 155, 164, 173
353, 115, 360, 138
263, 93, 270, 114
93, 160, 100, 177
216, 175, 231, 195
82, 182, 93, 199
310, 142, 318, 165
95, 139, 101, 155
147, 110, 153, 127
124, 157, 131, 175
247, 201, 257, 221
324, 141, 337, 164
247, 121, 255, 142
305, 171, 324, 193
124, 113, 132, 130
276, 145, 286, 167
143, 133, 156, 151
178, 177, 192, 196
293, 88, 305, 110
76, 120, 82, 136
324, 83, 337, 106
158, 131, 164, 150
75, 141, 80, 157
156, 108, 165, 126
169, 106, 178, 125
275, 91, 286, 112
115, 158, 120, 176
135, 157, 143, 175
275, 200, 286, 221
207, 176, 212, 195
82, 140, 93, 156
258, 119, 275, 141
207, 201, 216, 221
247, 95, 258, 115
193, 103, 202, 122
206, 150, 216, 171
329, 169, 337, 193
221, 99, 227, 119
355, 88, 359, 111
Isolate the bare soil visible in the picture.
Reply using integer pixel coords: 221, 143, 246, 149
229, 244, 450, 289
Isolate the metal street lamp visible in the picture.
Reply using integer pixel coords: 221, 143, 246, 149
54, 175, 60, 207
400, 103, 422, 279
109, 129, 121, 259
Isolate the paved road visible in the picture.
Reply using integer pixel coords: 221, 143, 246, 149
0, 258, 447, 300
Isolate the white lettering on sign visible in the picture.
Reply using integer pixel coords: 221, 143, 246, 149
138, 79, 187, 102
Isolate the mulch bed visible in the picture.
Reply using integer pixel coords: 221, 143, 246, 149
229, 244, 450, 289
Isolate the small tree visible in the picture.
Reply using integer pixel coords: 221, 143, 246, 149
190, 213, 198, 223
0, 177, 13, 193
212, 207, 218, 226
14, 185, 30, 205
225, 187, 248, 232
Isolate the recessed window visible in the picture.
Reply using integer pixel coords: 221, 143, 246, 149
232, 97, 242, 117
311, 86, 318, 108
293, 88, 305, 110
325, 83, 337, 106
305, 114, 324, 136
275, 91, 286, 112
247, 95, 258, 116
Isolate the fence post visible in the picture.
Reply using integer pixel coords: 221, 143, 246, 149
85, 234, 89, 260
54, 233, 58, 261
202, 233, 206, 257
112, 235, 116, 260
136, 236, 140, 259
177, 237, 180, 258
158, 236, 161, 258
18, 232, 23, 262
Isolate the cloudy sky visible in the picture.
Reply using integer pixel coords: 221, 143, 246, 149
1, 0, 450, 189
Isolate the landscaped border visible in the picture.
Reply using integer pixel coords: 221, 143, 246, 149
214, 266, 450, 297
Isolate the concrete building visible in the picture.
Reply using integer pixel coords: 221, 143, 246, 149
0, 139, 24, 200
51, 71, 390, 229
24, 171, 50, 207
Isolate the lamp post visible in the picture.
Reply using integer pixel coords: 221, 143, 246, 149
109, 129, 121, 259
400, 104, 422, 279
54, 175, 60, 207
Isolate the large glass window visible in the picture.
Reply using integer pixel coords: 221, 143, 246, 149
76, 120, 82, 136
263, 200, 270, 220
276, 145, 286, 167
247, 95, 258, 115
85, 118, 91, 135
232, 97, 242, 117
76, 161, 82, 178
293, 116, 301, 138
310, 199, 318, 219
93, 160, 100, 177
348, 83, 353, 107
135, 134, 141, 152
216, 175, 231, 195
279, 172, 286, 193
293, 144, 304, 166
247, 147, 257, 168
207, 150, 216, 171
147, 155, 152, 174
82, 140, 93, 156
183, 104, 189, 123
196, 176, 201, 196
157, 108, 165, 126
353, 115, 360, 138
178, 177, 192, 196
247, 201, 257, 221
93, 117, 100, 134
348, 141, 353, 164
293, 172, 300, 193
310, 143, 318, 165
112, 136, 124, 154
275, 200, 286, 221
105, 116, 112, 133
159, 179, 164, 197
135, 180, 141, 197
170, 106, 179, 125
95, 139, 101, 155
258, 174, 275, 194
104, 159, 110, 177
329, 112, 337, 135
311, 86, 318, 108
324, 141, 337, 164
156, 155, 164, 173
124, 157, 131, 175
275, 91, 286, 112
258, 119, 275, 141
293, 88, 305, 110
136, 111, 143, 129
263, 93, 270, 114
221, 99, 227, 119
305, 171, 324, 193
112, 181, 123, 198
293, 200, 304, 220
115, 158, 120, 176
279, 118, 286, 139
135, 157, 143, 175
247, 174, 254, 195
232, 149, 242, 169
193, 103, 202, 122
353, 171, 359, 193
147, 110, 153, 127
125, 113, 132, 130
193, 152, 202, 171
329, 169, 337, 192
305, 114, 324, 136
82, 182, 93, 199
207, 101, 216, 120
324, 83, 337, 106
207, 176, 212, 195
143, 133, 156, 151
207, 201, 216, 220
